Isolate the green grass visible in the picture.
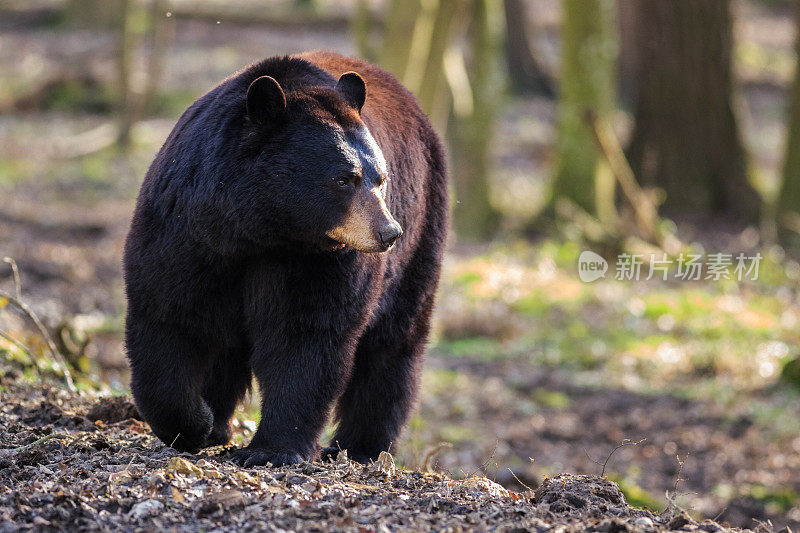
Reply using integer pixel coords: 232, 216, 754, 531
608, 474, 663, 512
438, 240, 800, 392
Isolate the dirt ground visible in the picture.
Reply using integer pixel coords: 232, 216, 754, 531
0, 379, 739, 532
2, 175, 798, 532
421, 356, 800, 530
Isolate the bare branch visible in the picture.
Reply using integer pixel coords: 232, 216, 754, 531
506, 468, 533, 492
0, 328, 32, 357
422, 442, 453, 473
585, 438, 647, 477
601, 438, 646, 477
673, 453, 688, 493
2, 257, 21, 301
0, 288, 76, 392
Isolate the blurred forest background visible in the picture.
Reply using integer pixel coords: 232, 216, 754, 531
2, 0, 800, 529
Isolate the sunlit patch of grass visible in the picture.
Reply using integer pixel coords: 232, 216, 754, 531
510, 294, 551, 317
0, 326, 104, 391
437, 337, 505, 360
781, 356, 800, 390
532, 389, 571, 409
438, 424, 474, 444
607, 474, 663, 512
0, 157, 35, 186
438, 239, 800, 393
717, 482, 799, 515
452, 271, 482, 288
422, 368, 461, 390
748, 389, 800, 440
747, 485, 799, 513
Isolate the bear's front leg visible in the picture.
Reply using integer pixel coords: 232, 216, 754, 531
232, 254, 379, 468
230, 324, 355, 467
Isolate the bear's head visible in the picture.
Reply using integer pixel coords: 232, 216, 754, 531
243, 72, 403, 254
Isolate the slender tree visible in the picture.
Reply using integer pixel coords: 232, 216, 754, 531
450, 0, 503, 239
360, 0, 500, 240
550, 0, 617, 219
779, 1, 800, 235
116, 0, 136, 147
502, 0, 554, 97
142, 0, 175, 115
65, 0, 124, 27
626, 0, 759, 220
378, 0, 422, 77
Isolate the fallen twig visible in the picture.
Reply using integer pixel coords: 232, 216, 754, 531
506, 468, 533, 492
422, 442, 453, 473
673, 454, 687, 493
14, 433, 70, 453
584, 111, 659, 240
663, 453, 692, 516
2, 258, 21, 301
0, 260, 76, 392
584, 111, 683, 255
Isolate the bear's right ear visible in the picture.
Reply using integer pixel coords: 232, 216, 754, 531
336, 72, 366, 113
246, 76, 286, 127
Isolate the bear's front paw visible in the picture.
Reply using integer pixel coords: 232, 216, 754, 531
230, 447, 305, 468
203, 423, 232, 448
320, 446, 373, 465
320, 446, 342, 462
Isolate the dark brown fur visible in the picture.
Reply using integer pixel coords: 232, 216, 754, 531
123, 51, 448, 466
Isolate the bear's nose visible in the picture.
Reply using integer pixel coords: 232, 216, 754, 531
378, 222, 403, 249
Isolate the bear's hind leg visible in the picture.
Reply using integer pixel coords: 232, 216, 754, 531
127, 318, 215, 453
201, 344, 252, 448
325, 293, 435, 464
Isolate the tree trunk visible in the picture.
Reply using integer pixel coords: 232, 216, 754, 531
626, 0, 759, 220
65, 0, 124, 27
116, 0, 136, 148
550, 0, 617, 218
406, 0, 463, 118
378, 0, 422, 79
374, 0, 499, 240
450, 0, 502, 240
616, 0, 638, 108
351, 0, 376, 62
502, 0, 554, 97
142, 0, 175, 115
778, 1, 800, 235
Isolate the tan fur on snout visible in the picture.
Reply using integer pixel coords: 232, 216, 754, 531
327, 187, 398, 253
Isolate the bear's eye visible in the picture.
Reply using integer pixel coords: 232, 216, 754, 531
337, 177, 349, 187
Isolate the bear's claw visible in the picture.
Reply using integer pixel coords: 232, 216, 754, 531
230, 447, 304, 468
320, 446, 373, 465
320, 446, 342, 462
203, 423, 232, 448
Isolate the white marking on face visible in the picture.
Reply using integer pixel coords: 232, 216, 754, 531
325, 124, 398, 253
330, 126, 362, 175
359, 126, 388, 176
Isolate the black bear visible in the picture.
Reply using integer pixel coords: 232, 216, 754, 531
123, 51, 448, 466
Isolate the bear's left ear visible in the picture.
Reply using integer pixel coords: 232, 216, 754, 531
336, 72, 366, 113
246, 75, 286, 128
